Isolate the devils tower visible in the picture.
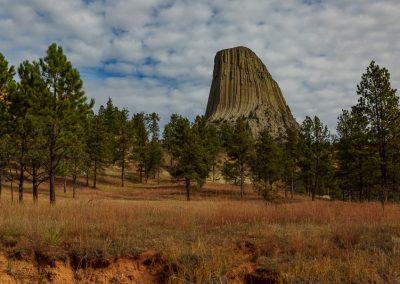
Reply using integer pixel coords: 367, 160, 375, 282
205, 46, 297, 137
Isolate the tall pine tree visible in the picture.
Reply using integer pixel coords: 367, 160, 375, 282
39, 43, 93, 203
222, 118, 254, 198
355, 61, 400, 204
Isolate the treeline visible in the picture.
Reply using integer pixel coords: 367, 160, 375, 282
212, 61, 400, 204
211, 60, 400, 205
1, 44, 399, 204
163, 60, 400, 204
0, 44, 165, 203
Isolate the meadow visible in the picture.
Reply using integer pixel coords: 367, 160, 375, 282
0, 171, 399, 283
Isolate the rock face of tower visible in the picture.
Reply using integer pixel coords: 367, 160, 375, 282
205, 46, 297, 137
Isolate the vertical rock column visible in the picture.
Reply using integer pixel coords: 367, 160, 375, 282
205, 46, 297, 137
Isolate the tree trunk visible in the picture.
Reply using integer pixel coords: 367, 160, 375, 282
240, 162, 244, 198
50, 169, 55, 204
86, 162, 89, 187
367, 187, 371, 202
32, 162, 38, 202
11, 179, 14, 203
63, 176, 67, 193
0, 170, 2, 198
312, 158, 319, 201
290, 171, 294, 199
185, 178, 190, 201
157, 167, 160, 185
285, 183, 288, 198
18, 160, 24, 202
33, 185, 38, 203
121, 157, 125, 187
72, 174, 77, 199
358, 156, 364, 202
312, 178, 316, 201
212, 163, 215, 183
305, 176, 310, 197
93, 160, 97, 189
49, 139, 56, 204
384, 188, 388, 204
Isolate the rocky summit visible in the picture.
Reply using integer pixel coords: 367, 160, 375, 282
205, 46, 298, 137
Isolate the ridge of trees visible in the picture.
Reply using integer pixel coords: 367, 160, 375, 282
0, 45, 399, 204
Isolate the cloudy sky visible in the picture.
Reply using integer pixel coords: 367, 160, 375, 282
0, 0, 399, 131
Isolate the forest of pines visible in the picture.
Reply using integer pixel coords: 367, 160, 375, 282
0, 44, 399, 205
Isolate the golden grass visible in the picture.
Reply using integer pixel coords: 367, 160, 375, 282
0, 179, 400, 282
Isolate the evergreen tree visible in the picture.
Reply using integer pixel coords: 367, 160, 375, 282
221, 161, 239, 185
282, 128, 300, 199
87, 111, 112, 189
192, 116, 221, 183
146, 112, 160, 140
251, 129, 282, 197
39, 43, 93, 203
144, 139, 163, 182
223, 118, 254, 198
0, 53, 16, 100
336, 108, 376, 201
162, 114, 179, 168
164, 114, 210, 200
356, 60, 400, 204
132, 112, 148, 183
66, 121, 88, 198
115, 108, 133, 186
250, 129, 285, 202
144, 113, 163, 182
299, 116, 332, 201
7, 61, 42, 202
100, 98, 119, 162
25, 113, 48, 202
0, 53, 16, 198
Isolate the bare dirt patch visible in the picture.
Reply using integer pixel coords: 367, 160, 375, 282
0, 250, 165, 284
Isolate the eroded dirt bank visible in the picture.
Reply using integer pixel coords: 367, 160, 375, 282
0, 250, 160, 284
0, 249, 270, 284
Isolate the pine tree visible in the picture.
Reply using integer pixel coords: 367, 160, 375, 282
192, 116, 221, 183
7, 61, 42, 202
38, 43, 93, 203
87, 111, 112, 188
251, 129, 283, 200
164, 115, 210, 200
223, 118, 254, 198
146, 112, 160, 141
0, 53, 16, 199
26, 98, 50, 202
252, 129, 282, 183
282, 128, 300, 199
115, 108, 133, 186
132, 112, 148, 183
66, 120, 88, 198
356, 61, 400, 204
299, 116, 331, 201
144, 113, 163, 182
0, 53, 16, 100
336, 108, 376, 201
162, 114, 180, 168
100, 98, 119, 162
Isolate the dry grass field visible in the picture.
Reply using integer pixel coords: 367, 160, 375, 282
0, 170, 400, 283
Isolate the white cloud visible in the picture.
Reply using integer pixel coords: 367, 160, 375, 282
0, 0, 399, 132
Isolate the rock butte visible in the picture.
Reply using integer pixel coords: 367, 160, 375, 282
205, 46, 298, 137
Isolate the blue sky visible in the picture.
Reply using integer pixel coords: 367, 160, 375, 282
0, 0, 399, 131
